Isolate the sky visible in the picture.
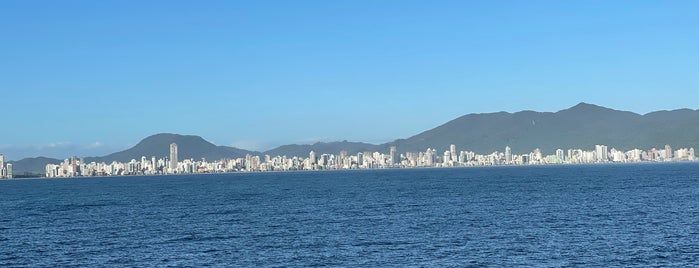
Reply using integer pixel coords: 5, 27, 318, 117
1, 0, 697, 160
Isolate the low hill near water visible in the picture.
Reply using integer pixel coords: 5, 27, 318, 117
9, 134, 257, 175
7, 157, 62, 177
84, 133, 256, 163
8, 103, 699, 175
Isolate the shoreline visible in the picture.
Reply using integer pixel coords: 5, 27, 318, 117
4, 161, 698, 181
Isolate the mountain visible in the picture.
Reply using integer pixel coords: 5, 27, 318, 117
84, 133, 257, 163
264, 141, 383, 157
7, 103, 699, 176
388, 103, 699, 154
8, 157, 62, 176
261, 103, 699, 156
8, 134, 257, 175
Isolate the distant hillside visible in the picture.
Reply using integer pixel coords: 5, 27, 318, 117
388, 103, 699, 154
84, 133, 257, 163
264, 141, 384, 157
9, 103, 699, 176
8, 157, 62, 175
8, 134, 257, 175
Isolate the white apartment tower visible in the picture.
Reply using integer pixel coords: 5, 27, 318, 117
0, 154, 4, 179
309, 151, 316, 165
169, 143, 178, 172
665, 144, 673, 161
505, 146, 512, 163
595, 145, 608, 162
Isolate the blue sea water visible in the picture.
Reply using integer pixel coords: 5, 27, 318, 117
1, 163, 699, 267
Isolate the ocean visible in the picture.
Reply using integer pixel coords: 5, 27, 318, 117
2, 163, 698, 266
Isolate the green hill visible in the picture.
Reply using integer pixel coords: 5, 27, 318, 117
85, 133, 257, 163
9, 103, 699, 175
388, 103, 699, 154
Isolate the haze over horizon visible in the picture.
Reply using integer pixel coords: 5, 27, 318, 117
1, 1, 697, 160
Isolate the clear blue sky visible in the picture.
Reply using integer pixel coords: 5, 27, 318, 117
1, 0, 697, 160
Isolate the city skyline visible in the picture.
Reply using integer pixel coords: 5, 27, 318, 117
1, 1, 698, 159
42, 141, 696, 178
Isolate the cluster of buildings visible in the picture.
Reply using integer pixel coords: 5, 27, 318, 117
0, 154, 13, 179
44, 142, 697, 178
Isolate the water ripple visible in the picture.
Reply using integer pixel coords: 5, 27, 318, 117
1, 163, 698, 266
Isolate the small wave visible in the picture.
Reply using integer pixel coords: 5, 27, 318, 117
160, 234, 240, 244
203, 208, 244, 215
352, 240, 416, 247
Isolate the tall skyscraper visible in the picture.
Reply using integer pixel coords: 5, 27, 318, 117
6, 163, 12, 179
309, 151, 316, 165
595, 145, 608, 162
170, 143, 178, 171
425, 148, 434, 166
690, 148, 696, 161
505, 146, 512, 163
389, 146, 397, 165
443, 150, 451, 164
0, 154, 4, 179
340, 150, 347, 161
556, 149, 564, 163
665, 144, 673, 161
245, 154, 252, 171
71, 156, 78, 176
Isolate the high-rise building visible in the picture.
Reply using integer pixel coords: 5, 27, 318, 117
595, 145, 608, 162
309, 151, 316, 165
245, 154, 252, 171
425, 148, 434, 166
169, 143, 178, 172
665, 144, 673, 161
690, 148, 696, 161
0, 154, 4, 179
505, 146, 512, 163
567, 149, 574, 162
71, 156, 79, 176
389, 146, 396, 165
141, 156, 147, 169
556, 149, 564, 163
6, 163, 12, 179
533, 148, 542, 162
450, 144, 456, 159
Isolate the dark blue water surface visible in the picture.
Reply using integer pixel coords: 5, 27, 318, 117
2, 163, 699, 266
